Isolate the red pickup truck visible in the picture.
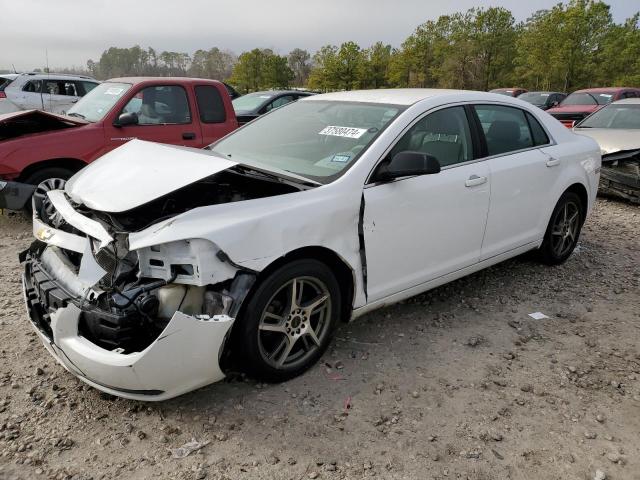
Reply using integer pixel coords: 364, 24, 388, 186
0, 77, 238, 207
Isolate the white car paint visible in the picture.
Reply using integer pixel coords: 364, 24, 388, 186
24, 89, 601, 400
65, 140, 238, 212
2, 73, 99, 114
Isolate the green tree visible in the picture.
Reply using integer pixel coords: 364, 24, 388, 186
288, 48, 311, 86
358, 42, 392, 88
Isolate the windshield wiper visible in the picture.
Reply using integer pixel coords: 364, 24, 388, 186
67, 112, 86, 119
233, 165, 318, 189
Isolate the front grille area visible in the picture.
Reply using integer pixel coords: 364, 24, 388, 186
550, 112, 587, 122
22, 246, 162, 354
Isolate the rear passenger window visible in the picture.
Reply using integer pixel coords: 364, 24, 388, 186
389, 106, 473, 167
195, 85, 225, 123
526, 112, 550, 146
474, 105, 534, 156
23, 80, 41, 93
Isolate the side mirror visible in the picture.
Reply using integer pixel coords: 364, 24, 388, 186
114, 112, 138, 127
376, 151, 441, 182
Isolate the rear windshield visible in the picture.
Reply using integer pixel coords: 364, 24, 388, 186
562, 92, 615, 106
0, 77, 14, 92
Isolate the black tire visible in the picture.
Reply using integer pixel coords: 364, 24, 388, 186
22, 167, 75, 215
235, 259, 342, 382
538, 191, 584, 265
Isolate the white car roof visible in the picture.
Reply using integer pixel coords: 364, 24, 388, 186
304, 88, 489, 106
613, 98, 640, 105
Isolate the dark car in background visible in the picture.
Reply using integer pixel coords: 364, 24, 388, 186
489, 87, 528, 97
232, 90, 314, 125
519, 91, 567, 110
547, 87, 640, 128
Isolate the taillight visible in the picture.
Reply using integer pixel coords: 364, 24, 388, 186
0, 92, 6, 99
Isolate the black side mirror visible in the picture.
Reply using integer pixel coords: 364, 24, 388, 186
376, 151, 441, 182
114, 112, 138, 127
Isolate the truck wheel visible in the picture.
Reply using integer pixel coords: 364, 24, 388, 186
23, 167, 74, 215
235, 259, 341, 382
538, 192, 584, 265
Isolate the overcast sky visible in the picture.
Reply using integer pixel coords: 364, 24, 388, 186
1, 0, 637, 71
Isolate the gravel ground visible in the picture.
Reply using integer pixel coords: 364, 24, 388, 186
0, 198, 638, 480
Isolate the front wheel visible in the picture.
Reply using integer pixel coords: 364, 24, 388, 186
23, 167, 74, 217
538, 191, 584, 265
235, 259, 342, 382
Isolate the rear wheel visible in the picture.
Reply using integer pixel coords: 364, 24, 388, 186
23, 167, 74, 216
235, 259, 341, 382
538, 192, 584, 265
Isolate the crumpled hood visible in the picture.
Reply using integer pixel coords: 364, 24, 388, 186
573, 128, 640, 155
65, 140, 238, 213
0, 109, 87, 141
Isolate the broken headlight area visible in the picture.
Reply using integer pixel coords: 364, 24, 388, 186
600, 149, 640, 204
23, 239, 254, 355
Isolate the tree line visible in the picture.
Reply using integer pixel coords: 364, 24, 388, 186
76, 0, 638, 93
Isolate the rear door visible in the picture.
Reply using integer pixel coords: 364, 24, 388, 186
43, 80, 81, 113
474, 104, 562, 260
104, 84, 202, 149
10, 79, 44, 110
194, 84, 233, 146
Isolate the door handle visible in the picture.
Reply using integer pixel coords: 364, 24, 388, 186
182, 132, 196, 140
546, 157, 561, 167
465, 175, 487, 187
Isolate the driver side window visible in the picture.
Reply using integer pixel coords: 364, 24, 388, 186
388, 106, 473, 167
121, 85, 191, 125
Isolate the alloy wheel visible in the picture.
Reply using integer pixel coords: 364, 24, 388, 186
550, 200, 580, 257
257, 276, 332, 369
33, 178, 66, 226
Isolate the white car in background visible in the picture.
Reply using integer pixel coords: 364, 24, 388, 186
0, 73, 99, 114
20, 89, 600, 400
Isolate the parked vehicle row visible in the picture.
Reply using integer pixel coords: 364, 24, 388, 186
12, 88, 601, 400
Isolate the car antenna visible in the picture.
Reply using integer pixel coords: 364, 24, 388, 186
41, 48, 50, 110
11, 64, 17, 74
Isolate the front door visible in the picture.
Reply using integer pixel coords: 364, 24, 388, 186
363, 106, 491, 302
104, 84, 202, 150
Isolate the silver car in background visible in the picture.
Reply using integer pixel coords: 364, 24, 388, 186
0, 72, 99, 114
574, 99, 640, 204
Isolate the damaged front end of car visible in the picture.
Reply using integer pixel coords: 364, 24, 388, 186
18, 140, 320, 400
21, 194, 258, 400
600, 149, 640, 204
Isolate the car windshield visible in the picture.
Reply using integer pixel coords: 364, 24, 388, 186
519, 92, 551, 105
578, 104, 640, 129
562, 92, 614, 106
67, 82, 132, 122
211, 100, 403, 183
232, 93, 274, 112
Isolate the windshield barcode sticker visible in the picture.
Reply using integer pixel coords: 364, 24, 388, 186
319, 126, 368, 139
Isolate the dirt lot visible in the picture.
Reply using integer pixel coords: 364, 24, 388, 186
0, 198, 638, 480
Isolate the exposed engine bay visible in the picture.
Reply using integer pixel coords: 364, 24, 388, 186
71, 168, 301, 231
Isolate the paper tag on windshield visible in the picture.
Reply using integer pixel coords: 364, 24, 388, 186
104, 87, 124, 95
319, 126, 367, 139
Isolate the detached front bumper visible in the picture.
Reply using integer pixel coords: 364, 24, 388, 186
22, 250, 234, 401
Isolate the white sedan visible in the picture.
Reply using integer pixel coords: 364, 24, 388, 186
21, 89, 601, 400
